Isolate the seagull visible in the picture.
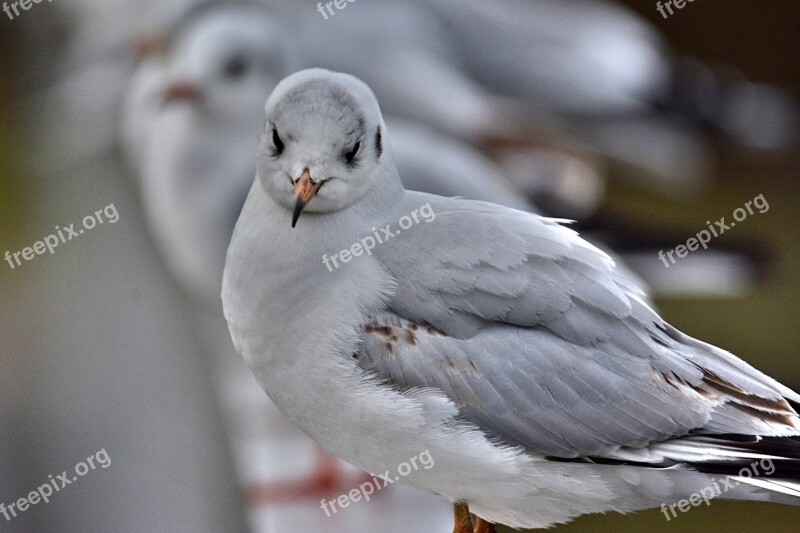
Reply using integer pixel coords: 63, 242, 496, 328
222, 69, 800, 532
420, 0, 670, 115
129, 3, 299, 300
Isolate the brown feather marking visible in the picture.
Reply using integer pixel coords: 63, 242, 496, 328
730, 403, 800, 430
366, 325, 394, 338
659, 370, 720, 401
702, 370, 795, 415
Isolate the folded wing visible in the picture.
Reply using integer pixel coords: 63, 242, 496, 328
363, 194, 800, 460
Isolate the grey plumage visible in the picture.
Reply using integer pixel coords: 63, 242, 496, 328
358, 194, 800, 462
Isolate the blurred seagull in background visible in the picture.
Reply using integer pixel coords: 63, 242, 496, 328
223, 69, 800, 532
422, 0, 797, 179
128, 3, 296, 299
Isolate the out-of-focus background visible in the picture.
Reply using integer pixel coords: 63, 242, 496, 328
0, 1, 798, 532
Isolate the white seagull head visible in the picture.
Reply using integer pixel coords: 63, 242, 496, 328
162, 5, 292, 124
257, 69, 390, 227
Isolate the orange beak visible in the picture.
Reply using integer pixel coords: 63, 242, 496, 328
163, 81, 201, 104
292, 170, 322, 227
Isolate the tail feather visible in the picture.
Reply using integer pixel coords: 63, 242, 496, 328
737, 478, 800, 497
661, 435, 800, 504
734, 478, 800, 505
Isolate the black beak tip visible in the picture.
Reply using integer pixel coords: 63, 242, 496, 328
292, 200, 304, 228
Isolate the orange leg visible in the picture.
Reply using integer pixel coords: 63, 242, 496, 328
474, 516, 498, 533
453, 503, 473, 533
312, 446, 340, 490
244, 447, 375, 507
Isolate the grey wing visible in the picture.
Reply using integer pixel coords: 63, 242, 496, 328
364, 194, 800, 459
357, 311, 709, 458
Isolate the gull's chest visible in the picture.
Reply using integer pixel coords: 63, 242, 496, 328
224, 231, 392, 395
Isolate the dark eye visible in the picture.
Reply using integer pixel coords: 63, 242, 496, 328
374, 127, 383, 159
272, 128, 284, 156
344, 141, 361, 167
223, 55, 249, 80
